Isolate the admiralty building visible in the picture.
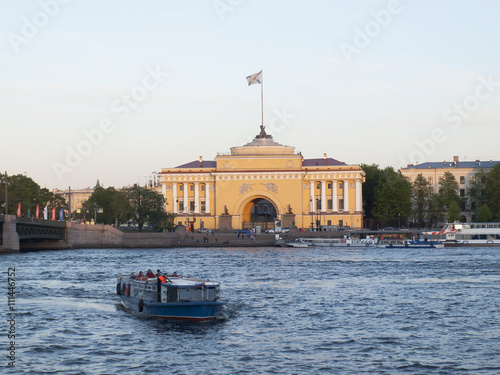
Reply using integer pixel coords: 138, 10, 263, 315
158, 127, 365, 232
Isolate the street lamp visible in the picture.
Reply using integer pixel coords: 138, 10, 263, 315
3, 171, 8, 215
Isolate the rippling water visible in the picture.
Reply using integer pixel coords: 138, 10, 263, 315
2, 246, 500, 374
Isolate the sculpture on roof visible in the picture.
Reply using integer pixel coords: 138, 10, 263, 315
256, 125, 272, 139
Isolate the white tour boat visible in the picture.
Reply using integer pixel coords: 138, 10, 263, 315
423, 222, 500, 247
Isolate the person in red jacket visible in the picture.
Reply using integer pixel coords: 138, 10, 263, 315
145, 269, 155, 278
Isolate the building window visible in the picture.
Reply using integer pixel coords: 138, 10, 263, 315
327, 199, 332, 210
339, 182, 344, 189
201, 200, 206, 212
189, 201, 195, 212
427, 177, 433, 185
460, 176, 465, 184
460, 189, 465, 197
179, 184, 184, 191
179, 201, 184, 211
470, 176, 475, 183
339, 198, 344, 210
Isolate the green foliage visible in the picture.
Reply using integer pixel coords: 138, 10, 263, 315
412, 174, 433, 228
467, 169, 488, 209
126, 186, 172, 231
372, 167, 412, 223
360, 163, 385, 218
447, 200, 461, 222
0, 172, 66, 217
476, 204, 493, 222
486, 164, 500, 215
438, 172, 461, 209
81, 187, 133, 225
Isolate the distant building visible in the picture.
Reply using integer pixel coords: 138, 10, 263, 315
52, 178, 102, 214
399, 156, 500, 221
158, 127, 365, 231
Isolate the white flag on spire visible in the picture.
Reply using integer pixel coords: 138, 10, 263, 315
246, 71, 262, 86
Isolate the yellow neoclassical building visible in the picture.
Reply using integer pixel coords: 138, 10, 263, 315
159, 127, 365, 231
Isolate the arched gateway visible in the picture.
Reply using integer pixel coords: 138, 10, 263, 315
240, 196, 278, 230
159, 126, 365, 231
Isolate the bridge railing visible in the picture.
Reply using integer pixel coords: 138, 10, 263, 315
16, 217, 66, 227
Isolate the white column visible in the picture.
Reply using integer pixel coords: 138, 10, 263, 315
343, 180, 349, 212
355, 179, 362, 213
321, 181, 327, 212
332, 180, 338, 212
194, 182, 200, 213
205, 182, 210, 214
161, 182, 167, 210
183, 183, 188, 213
172, 183, 177, 214
310, 181, 315, 212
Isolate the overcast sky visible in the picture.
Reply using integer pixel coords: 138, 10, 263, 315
1, 0, 499, 190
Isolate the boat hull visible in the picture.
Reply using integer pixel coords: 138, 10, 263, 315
119, 295, 224, 321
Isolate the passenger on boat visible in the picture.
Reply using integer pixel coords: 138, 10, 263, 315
156, 269, 164, 276
135, 271, 144, 280
171, 271, 178, 277
146, 269, 155, 278
130, 272, 136, 279
156, 272, 167, 283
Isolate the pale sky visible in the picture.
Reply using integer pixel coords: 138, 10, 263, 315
1, 0, 499, 190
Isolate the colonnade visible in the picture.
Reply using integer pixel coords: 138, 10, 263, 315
163, 182, 211, 214
309, 179, 362, 214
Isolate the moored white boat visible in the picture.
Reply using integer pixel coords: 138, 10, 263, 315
423, 222, 500, 247
384, 239, 444, 249
296, 237, 375, 248
116, 274, 225, 321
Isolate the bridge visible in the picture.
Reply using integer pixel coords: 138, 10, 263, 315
15, 217, 65, 241
1, 215, 66, 252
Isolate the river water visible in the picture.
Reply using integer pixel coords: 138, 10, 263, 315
2, 246, 500, 374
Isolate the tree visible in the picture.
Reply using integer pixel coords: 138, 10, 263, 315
372, 167, 412, 226
486, 164, 500, 216
0, 173, 66, 217
438, 172, 461, 211
412, 174, 433, 228
447, 201, 461, 223
126, 186, 172, 231
82, 187, 132, 225
467, 169, 488, 210
361, 163, 384, 218
476, 204, 493, 222
427, 192, 442, 229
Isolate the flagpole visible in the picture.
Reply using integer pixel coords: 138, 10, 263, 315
260, 70, 264, 127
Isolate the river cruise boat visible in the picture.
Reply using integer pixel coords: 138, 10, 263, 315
385, 239, 444, 249
287, 237, 375, 248
116, 274, 225, 321
423, 222, 500, 247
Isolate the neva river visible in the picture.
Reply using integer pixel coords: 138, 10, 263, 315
2, 246, 500, 374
